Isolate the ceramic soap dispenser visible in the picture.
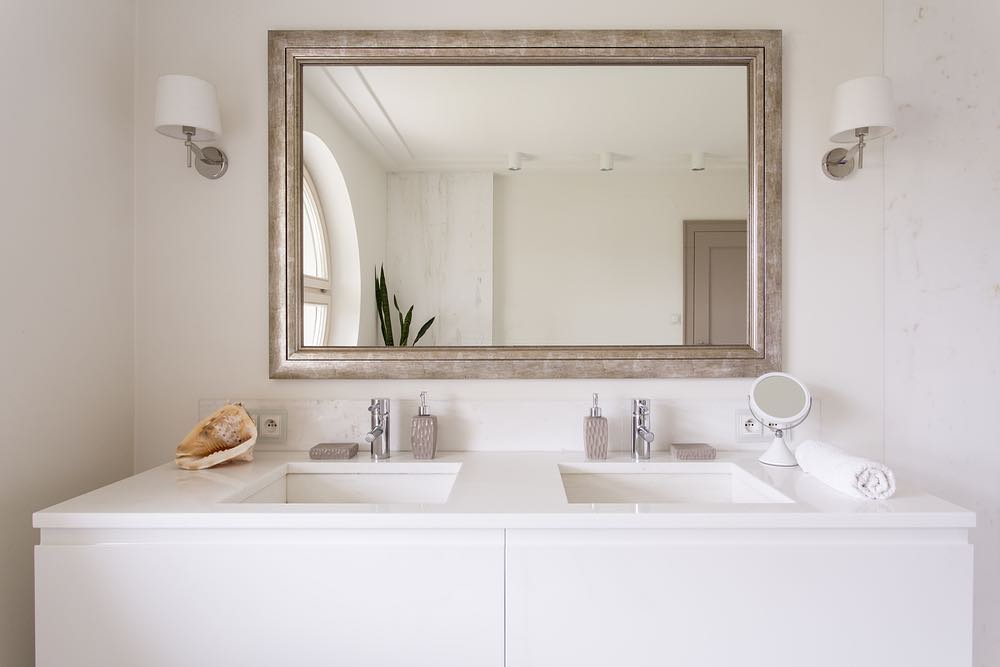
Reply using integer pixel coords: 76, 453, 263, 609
584, 393, 609, 460
410, 391, 438, 460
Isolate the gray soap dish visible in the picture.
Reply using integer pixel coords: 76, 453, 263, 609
309, 442, 359, 460
671, 443, 717, 460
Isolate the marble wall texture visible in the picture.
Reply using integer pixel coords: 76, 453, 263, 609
200, 397, 823, 454
386, 172, 494, 346
884, 2, 1000, 664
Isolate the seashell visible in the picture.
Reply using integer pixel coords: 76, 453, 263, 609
176, 404, 258, 470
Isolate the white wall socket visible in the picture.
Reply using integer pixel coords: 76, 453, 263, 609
250, 410, 287, 443
734, 409, 792, 444
734, 409, 766, 443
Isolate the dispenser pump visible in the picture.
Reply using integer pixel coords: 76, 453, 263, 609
590, 393, 602, 418
418, 391, 430, 416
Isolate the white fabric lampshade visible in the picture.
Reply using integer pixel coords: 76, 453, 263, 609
829, 75, 895, 143
154, 74, 222, 141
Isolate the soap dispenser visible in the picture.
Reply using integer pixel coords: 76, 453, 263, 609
410, 391, 438, 460
584, 393, 609, 460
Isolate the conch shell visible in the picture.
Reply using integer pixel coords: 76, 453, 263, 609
176, 404, 258, 470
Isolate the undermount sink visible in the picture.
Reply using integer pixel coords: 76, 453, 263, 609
236, 461, 460, 504
559, 461, 792, 504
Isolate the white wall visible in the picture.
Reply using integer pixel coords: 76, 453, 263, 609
884, 2, 1000, 665
0, 1, 136, 665
494, 169, 747, 345
387, 172, 494, 346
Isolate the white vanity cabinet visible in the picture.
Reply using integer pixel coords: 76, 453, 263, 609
34, 454, 976, 666
35, 529, 505, 667
505, 528, 972, 667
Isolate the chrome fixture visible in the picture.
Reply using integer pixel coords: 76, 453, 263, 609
821, 75, 895, 180
154, 74, 229, 180
631, 399, 655, 461
365, 398, 391, 461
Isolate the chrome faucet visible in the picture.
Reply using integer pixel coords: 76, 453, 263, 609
365, 398, 391, 461
631, 399, 655, 461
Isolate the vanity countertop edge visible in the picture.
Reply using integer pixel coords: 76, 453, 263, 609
33, 451, 975, 532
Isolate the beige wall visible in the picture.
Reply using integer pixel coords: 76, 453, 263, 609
0, 1, 136, 665
131, 0, 886, 475
494, 169, 747, 345
884, 2, 1000, 664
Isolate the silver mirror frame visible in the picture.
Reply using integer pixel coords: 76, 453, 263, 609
269, 30, 782, 379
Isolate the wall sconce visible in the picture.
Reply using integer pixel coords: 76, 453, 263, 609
822, 75, 895, 180
154, 75, 228, 179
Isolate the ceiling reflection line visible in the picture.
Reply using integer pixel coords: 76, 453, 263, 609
319, 66, 398, 166
354, 66, 415, 161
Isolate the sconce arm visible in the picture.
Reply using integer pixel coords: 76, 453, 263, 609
833, 128, 869, 167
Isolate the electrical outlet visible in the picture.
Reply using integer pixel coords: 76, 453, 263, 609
261, 416, 281, 437
250, 409, 287, 443
735, 409, 766, 443
734, 410, 793, 444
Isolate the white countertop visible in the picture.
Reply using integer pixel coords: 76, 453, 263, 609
33, 450, 974, 531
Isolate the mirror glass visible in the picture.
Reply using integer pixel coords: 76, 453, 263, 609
300, 64, 749, 348
751, 375, 808, 421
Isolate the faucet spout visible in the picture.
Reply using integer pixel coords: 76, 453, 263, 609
367, 398, 391, 461
631, 399, 655, 461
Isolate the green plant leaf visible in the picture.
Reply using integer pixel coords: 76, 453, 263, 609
399, 306, 413, 346
376, 265, 394, 346
375, 272, 389, 346
413, 316, 435, 345
394, 296, 406, 346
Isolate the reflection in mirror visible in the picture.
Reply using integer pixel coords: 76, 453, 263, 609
752, 375, 808, 420
300, 65, 750, 347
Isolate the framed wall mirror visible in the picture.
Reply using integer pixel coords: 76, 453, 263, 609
269, 30, 782, 378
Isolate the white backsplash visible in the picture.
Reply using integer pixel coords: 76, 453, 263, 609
200, 397, 823, 454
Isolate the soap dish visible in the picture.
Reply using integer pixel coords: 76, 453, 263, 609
671, 443, 717, 460
309, 442, 358, 460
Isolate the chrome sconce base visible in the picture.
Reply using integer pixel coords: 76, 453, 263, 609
821, 147, 855, 180
192, 145, 228, 179
183, 126, 228, 180
821, 128, 867, 181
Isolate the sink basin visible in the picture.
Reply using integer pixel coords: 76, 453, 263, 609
236, 461, 460, 504
559, 461, 791, 504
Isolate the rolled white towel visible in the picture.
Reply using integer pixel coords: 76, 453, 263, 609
795, 440, 896, 500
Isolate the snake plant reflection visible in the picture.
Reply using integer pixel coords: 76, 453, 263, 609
375, 265, 436, 346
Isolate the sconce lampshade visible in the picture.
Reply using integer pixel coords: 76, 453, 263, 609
829, 75, 895, 143
154, 74, 222, 141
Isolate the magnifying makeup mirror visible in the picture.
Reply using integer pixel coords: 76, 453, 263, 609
748, 372, 812, 467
